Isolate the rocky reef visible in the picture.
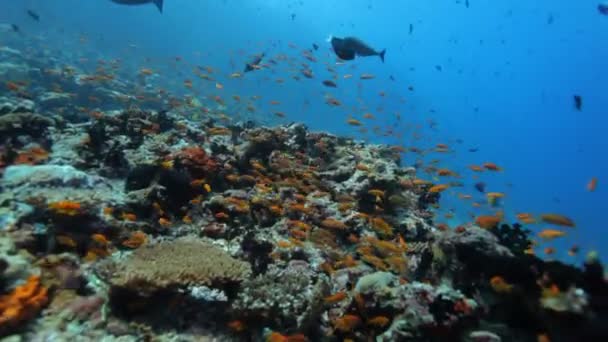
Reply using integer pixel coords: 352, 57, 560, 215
0, 100, 605, 342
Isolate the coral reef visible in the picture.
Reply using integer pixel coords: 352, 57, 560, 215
0, 89, 604, 340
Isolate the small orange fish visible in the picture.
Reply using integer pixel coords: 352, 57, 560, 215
540, 213, 575, 227
227, 320, 246, 332
346, 118, 362, 126
91, 233, 109, 245
537, 333, 551, 342
537, 229, 566, 240
366, 315, 390, 327
516, 213, 536, 224
326, 97, 341, 106
475, 215, 501, 229
121, 212, 137, 221
428, 184, 449, 193
483, 162, 502, 171
490, 275, 513, 293
215, 212, 230, 219
158, 217, 171, 227
437, 169, 457, 177
333, 314, 361, 332
587, 177, 597, 191
56, 235, 77, 248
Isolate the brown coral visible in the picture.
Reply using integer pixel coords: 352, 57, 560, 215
0, 276, 48, 332
105, 237, 251, 293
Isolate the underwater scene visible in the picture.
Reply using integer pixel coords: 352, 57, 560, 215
0, 0, 607, 341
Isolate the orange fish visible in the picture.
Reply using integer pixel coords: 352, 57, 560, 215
158, 217, 171, 227
587, 177, 597, 191
483, 162, 502, 171
516, 213, 536, 224
540, 214, 575, 227
227, 320, 246, 332
537, 229, 566, 240
346, 118, 362, 126
475, 215, 501, 229
490, 275, 513, 293
91, 233, 110, 245
363, 113, 375, 119
333, 314, 361, 333
428, 184, 449, 193
366, 315, 390, 327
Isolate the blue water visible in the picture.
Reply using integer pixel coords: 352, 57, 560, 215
2, 0, 607, 263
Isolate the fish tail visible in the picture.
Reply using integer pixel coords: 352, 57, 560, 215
154, 0, 164, 13
379, 49, 386, 63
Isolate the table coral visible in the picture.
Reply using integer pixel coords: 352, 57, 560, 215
100, 237, 251, 294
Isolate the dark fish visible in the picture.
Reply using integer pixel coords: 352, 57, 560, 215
465, 0, 470, 8
599, 2, 608, 15
468, 147, 479, 152
110, 0, 164, 13
312, 43, 319, 50
409, 24, 413, 35
574, 95, 582, 111
389, 75, 395, 81
244, 53, 264, 72
329, 36, 386, 63
26, 10, 40, 21
322, 80, 337, 88
435, 65, 442, 71
291, 13, 296, 20
474, 182, 486, 193
11, 24, 20, 33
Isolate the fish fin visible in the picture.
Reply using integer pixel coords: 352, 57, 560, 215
154, 0, 163, 13
326, 34, 333, 43
379, 49, 386, 63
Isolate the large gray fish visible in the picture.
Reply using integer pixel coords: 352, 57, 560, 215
110, 0, 164, 13
329, 35, 386, 63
